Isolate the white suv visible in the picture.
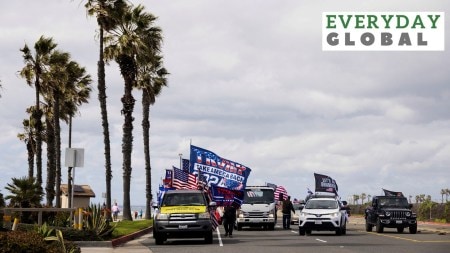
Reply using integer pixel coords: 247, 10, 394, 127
298, 196, 347, 235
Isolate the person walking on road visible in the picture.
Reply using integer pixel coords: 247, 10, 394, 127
282, 196, 295, 229
223, 205, 237, 237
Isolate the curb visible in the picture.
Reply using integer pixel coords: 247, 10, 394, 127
75, 226, 152, 248
111, 227, 152, 247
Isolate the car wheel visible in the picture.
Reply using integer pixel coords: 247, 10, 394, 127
299, 228, 305, 235
376, 219, 384, 233
409, 224, 417, 234
154, 232, 165, 245
268, 224, 275, 230
365, 220, 373, 232
237, 224, 242, 231
205, 231, 213, 244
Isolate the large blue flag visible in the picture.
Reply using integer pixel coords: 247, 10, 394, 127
189, 145, 251, 190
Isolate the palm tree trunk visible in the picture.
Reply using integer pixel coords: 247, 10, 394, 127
45, 117, 56, 206
54, 94, 62, 208
27, 138, 35, 179
142, 90, 152, 219
119, 55, 136, 221
34, 77, 43, 189
98, 25, 113, 216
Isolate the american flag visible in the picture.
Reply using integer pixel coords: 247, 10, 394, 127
182, 158, 190, 172
274, 185, 288, 201
172, 167, 197, 190
210, 209, 219, 230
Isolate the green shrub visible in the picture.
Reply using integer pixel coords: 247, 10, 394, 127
0, 230, 78, 253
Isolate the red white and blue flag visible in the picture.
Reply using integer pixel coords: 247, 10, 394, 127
172, 166, 197, 190
274, 185, 288, 201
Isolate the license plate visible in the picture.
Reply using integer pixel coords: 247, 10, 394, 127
315, 220, 322, 225
396, 220, 402, 224
178, 225, 188, 229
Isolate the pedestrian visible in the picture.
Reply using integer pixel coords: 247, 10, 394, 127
139, 209, 143, 219
112, 202, 120, 221
282, 196, 295, 229
222, 205, 237, 237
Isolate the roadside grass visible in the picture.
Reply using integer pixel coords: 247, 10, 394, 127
111, 219, 153, 238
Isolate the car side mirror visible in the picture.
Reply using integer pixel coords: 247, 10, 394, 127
152, 202, 159, 209
299, 205, 304, 210
209, 201, 217, 207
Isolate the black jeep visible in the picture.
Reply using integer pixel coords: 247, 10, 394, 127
365, 196, 417, 234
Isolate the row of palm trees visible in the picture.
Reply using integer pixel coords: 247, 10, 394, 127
15, 0, 168, 221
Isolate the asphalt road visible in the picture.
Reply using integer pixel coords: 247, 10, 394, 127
81, 217, 450, 253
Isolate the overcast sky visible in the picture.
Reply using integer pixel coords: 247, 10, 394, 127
1, 0, 449, 206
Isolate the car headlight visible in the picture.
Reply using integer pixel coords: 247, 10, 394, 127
330, 212, 340, 218
405, 212, 411, 217
385, 211, 391, 217
300, 212, 310, 217
198, 212, 210, 219
156, 213, 169, 220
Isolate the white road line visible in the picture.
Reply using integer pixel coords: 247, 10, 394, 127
216, 227, 223, 246
316, 238, 327, 243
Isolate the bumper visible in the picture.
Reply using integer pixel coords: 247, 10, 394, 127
299, 218, 341, 231
237, 217, 276, 226
379, 219, 416, 228
153, 219, 212, 238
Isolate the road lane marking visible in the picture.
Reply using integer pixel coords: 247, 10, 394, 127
216, 227, 223, 246
316, 238, 327, 243
366, 231, 450, 243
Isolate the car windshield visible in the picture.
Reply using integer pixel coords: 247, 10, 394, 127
243, 189, 274, 204
162, 193, 206, 206
379, 197, 409, 208
305, 199, 338, 209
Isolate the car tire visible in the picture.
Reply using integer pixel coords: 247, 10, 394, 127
299, 228, 305, 235
237, 224, 242, 231
205, 231, 213, 244
154, 232, 165, 245
365, 220, 373, 232
268, 224, 275, 230
409, 224, 417, 234
376, 218, 384, 233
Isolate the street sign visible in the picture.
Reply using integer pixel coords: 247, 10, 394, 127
65, 148, 84, 167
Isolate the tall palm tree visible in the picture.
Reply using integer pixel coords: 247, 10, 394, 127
85, 0, 127, 215
20, 36, 58, 189
59, 60, 92, 208
136, 55, 168, 219
104, 4, 162, 220
17, 115, 36, 179
41, 51, 92, 207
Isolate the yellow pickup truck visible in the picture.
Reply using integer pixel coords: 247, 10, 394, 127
152, 189, 217, 245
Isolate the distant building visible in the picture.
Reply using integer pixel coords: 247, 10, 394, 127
60, 184, 96, 208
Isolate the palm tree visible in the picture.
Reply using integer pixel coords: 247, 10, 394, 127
441, 189, 446, 204
85, 0, 127, 216
41, 51, 92, 207
5, 177, 43, 222
136, 55, 168, 219
104, 4, 162, 220
59, 60, 92, 208
17, 115, 36, 179
353, 194, 360, 205
360, 193, 366, 204
20, 36, 58, 189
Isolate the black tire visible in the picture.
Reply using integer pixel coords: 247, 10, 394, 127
376, 219, 384, 233
205, 231, 213, 244
409, 224, 417, 234
237, 224, 242, 231
299, 228, 305, 235
336, 228, 342, 235
306, 229, 312, 235
365, 221, 373, 232
397, 227, 404, 233
154, 232, 164, 245
268, 224, 275, 230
